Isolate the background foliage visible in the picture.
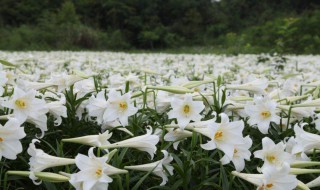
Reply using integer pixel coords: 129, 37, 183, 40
0, 0, 319, 53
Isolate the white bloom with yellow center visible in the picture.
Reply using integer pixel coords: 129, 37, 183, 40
257, 163, 297, 190
232, 163, 297, 190
0, 118, 26, 160
244, 96, 280, 134
70, 147, 113, 190
168, 94, 205, 130
103, 90, 138, 127
199, 113, 245, 159
220, 135, 252, 172
254, 137, 294, 170
2, 87, 49, 123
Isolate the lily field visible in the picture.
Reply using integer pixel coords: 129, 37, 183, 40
1, 51, 320, 190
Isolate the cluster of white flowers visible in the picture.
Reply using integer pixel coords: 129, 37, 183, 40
1, 51, 320, 189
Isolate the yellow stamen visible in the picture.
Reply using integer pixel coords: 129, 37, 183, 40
183, 105, 190, 114
15, 99, 27, 108
214, 131, 223, 140
234, 149, 238, 154
95, 169, 102, 176
260, 111, 271, 118
266, 155, 276, 163
266, 183, 273, 188
119, 102, 127, 110
0, 137, 3, 142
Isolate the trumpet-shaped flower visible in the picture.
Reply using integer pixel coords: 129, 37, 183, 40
232, 163, 297, 190
28, 139, 75, 172
254, 137, 294, 169
62, 130, 112, 147
155, 91, 171, 113
199, 113, 245, 158
227, 78, 268, 95
70, 147, 113, 190
2, 87, 49, 124
164, 128, 193, 150
46, 73, 84, 92
124, 150, 174, 186
285, 137, 310, 161
244, 96, 280, 134
220, 136, 252, 172
46, 94, 67, 126
27, 139, 75, 184
101, 126, 159, 159
74, 78, 95, 99
103, 90, 138, 127
168, 94, 205, 130
86, 91, 108, 124
0, 119, 26, 160
293, 123, 320, 153
257, 163, 297, 190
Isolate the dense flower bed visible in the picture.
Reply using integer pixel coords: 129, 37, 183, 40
1, 51, 320, 190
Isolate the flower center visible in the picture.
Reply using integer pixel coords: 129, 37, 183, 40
266, 155, 276, 163
260, 111, 271, 118
0, 137, 3, 142
95, 169, 102, 176
15, 99, 27, 108
214, 131, 223, 140
183, 105, 190, 114
119, 102, 127, 110
234, 149, 238, 154
266, 183, 273, 188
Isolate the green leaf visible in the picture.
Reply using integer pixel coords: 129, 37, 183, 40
0, 60, 17, 67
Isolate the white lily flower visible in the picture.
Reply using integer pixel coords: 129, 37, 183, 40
244, 96, 280, 134
220, 136, 252, 172
2, 87, 49, 123
28, 139, 75, 184
86, 90, 108, 124
285, 137, 310, 161
226, 78, 268, 95
74, 78, 95, 99
155, 91, 171, 113
101, 120, 134, 136
70, 147, 112, 190
0, 118, 26, 160
46, 73, 84, 92
17, 79, 54, 91
103, 89, 138, 127
293, 123, 320, 153
254, 137, 294, 170
46, 94, 67, 126
164, 128, 193, 150
101, 126, 159, 159
62, 130, 112, 147
232, 163, 297, 190
257, 163, 298, 190
167, 93, 205, 130
125, 150, 174, 186
198, 113, 245, 159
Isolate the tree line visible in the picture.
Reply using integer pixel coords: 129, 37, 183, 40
0, 0, 319, 53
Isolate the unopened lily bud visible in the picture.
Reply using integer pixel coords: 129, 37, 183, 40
146, 85, 193, 94
7, 171, 70, 183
